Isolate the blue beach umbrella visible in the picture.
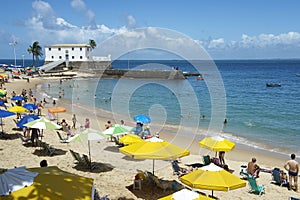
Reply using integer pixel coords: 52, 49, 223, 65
17, 115, 40, 128
11, 96, 24, 101
23, 104, 38, 110
133, 115, 151, 124
0, 109, 15, 133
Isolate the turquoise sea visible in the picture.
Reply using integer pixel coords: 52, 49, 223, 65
3, 59, 299, 156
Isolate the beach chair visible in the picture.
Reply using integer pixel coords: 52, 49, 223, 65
82, 154, 97, 170
56, 131, 69, 143
247, 176, 265, 195
64, 126, 75, 137
48, 112, 56, 121
70, 149, 82, 164
40, 141, 57, 156
290, 197, 300, 200
152, 175, 173, 192
112, 136, 125, 147
171, 160, 188, 177
145, 171, 155, 185
18, 133, 31, 145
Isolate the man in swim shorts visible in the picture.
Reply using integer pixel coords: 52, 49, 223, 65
284, 153, 299, 191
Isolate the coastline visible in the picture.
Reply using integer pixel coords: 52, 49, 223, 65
1, 75, 299, 199
36, 76, 293, 167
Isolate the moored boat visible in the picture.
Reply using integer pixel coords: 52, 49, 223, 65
266, 83, 281, 87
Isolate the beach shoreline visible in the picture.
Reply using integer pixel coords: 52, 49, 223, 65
1, 74, 299, 199
36, 75, 293, 166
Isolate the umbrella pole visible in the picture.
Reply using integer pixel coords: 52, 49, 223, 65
1, 118, 3, 133
152, 160, 155, 175
88, 140, 91, 164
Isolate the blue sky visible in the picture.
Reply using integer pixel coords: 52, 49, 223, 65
1, 0, 300, 60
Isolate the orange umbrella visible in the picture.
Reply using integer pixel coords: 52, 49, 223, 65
48, 107, 66, 122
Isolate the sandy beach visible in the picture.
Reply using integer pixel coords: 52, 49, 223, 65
0, 75, 299, 200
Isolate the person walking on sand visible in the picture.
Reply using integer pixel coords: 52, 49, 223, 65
72, 114, 77, 129
284, 153, 299, 191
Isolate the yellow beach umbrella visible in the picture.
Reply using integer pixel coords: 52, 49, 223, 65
119, 134, 143, 145
158, 189, 214, 200
119, 141, 190, 174
3, 166, 94, 200
199, 135, 235, 152
180, 163, 246, 198
8, 106, 28, 113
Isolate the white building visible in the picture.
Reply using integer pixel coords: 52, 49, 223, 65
44, 44, 110, 62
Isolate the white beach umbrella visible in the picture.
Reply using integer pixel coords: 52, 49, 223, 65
68, 128, 107, 163
23, 117, 62, 130
0, 166, 38, 196
145, 137, 164, 142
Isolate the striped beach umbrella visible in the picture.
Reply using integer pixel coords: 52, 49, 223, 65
24, 117, 61, 130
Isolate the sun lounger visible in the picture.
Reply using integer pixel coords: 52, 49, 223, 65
56, 131, 69, 143
247, 175, 265, 195
70, 149, 83, 164
290, 197, 300, 200
69, 150, 96, 170
48, 112, 57, 121
38, 140, 57, 156
82, 154, 97, 170
18, 133, 31, 145
171, 160, 189, 177
152, 175, 173, 192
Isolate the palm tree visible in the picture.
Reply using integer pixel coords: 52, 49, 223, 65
89, 39, 96, 49
27, 41, 43, 66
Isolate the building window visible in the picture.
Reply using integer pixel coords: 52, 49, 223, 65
72, 56, 75, 59
72, 47, 74, 51
80, 56, 83, 59
80, 47, 82, 51
51, 56, 54, 59
59, 56, 62, 59
58, 48, 61, 51
49, 48, 51, 51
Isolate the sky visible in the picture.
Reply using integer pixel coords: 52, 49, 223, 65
1, 0, 300, 60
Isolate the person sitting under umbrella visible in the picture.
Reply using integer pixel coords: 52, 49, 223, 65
61, 119, 71, 131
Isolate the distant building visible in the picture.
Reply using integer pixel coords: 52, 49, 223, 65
42, 44, 111, 72
44, 44, 110, 62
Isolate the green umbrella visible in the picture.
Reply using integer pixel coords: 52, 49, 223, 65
102, 124, 130, 136
24, 117, 62, 130
68, 129, 107, 163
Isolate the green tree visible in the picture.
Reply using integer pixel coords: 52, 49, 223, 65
27, 41, 43, 66
89, 39, 96, 49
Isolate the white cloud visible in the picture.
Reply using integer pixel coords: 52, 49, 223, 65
20, 1, 300, 59
71, 0, 86, 11
127, 15, 137, 28
208, 38, 225, 49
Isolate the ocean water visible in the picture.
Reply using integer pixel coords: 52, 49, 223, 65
2, 59, 299, 155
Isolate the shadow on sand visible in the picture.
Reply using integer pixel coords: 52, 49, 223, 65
73, 162, 114, 173
32, 148, 68, 157
126, 180, 183, 200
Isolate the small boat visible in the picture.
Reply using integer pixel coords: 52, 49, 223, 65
296, 74, 300, 77
196, 75, 204, 80
266, 83, 281, 87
